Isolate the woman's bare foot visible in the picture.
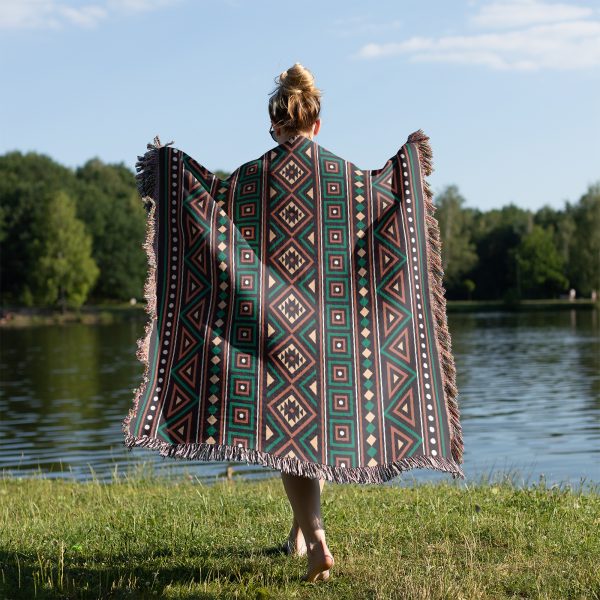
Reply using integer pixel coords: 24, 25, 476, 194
301, 538, 334, 582
285, 522, 307, 556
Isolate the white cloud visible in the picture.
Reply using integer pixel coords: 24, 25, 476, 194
470, 0, 594, 29
0, 0, 180, 30
106, 0, 181, 13
355, 0, 600, 71
59, 4, 107, 27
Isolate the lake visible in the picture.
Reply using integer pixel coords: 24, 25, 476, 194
1, 309, 598, 489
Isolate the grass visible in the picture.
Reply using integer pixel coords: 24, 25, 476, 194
1, 467, 599, 599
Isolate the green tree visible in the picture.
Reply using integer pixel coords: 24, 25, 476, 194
567, 183, 600, 296
30, 191, 99, 310
463, 278, 476, 300
469, 204, 532, 300
535, 203, 576, 279
74, 158, 147, 302
514, 225, 568, 298
434, 185, 478, 298
0, 151, 81, 304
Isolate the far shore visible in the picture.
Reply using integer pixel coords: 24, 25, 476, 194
0, 298, 598, 327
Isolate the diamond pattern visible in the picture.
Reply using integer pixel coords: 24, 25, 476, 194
267, 387, 317, 438
279, 159, 305, 186
279, 199, 305, 227
277, 342, 307, 375
272, 288, 314, 332
279, 246, 305, 275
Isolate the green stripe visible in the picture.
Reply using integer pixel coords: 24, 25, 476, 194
407, 145, 446, 457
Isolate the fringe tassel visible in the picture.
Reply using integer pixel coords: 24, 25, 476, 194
121, 135, 173, 443
123, 433, 465, 484
407, 129, 464, 469
134, 135, 174, 210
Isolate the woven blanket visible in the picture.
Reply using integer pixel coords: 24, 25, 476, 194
122, 130, 465, 483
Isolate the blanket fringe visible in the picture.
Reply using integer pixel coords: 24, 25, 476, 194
123, 433, 465, 484
407, 129, 464, 468
122, 135, 172, 442
134, 134, 174, 209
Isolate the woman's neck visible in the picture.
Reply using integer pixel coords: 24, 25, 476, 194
276, 130, 313, 144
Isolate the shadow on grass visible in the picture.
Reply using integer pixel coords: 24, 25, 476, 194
0, 542, 293, 599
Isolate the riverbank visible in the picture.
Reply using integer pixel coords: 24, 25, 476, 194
447, 298, 599, 313
0, 302, 143, 327
1, 474, 598, 599
1, 298, 598, 327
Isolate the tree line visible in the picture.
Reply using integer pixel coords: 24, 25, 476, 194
0, 151, 598, 309
434, 184, 599, 301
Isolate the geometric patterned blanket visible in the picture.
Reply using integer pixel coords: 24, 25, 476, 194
122, 129, 465, 483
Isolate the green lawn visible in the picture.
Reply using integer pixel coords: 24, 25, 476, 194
1, 469, 599, 599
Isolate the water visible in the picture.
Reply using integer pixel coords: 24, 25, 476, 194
1, 309, 598, 488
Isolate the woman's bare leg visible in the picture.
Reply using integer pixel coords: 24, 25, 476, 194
286, 513, 306, 555
280, 472, 334, 581
283, 477, 325, 556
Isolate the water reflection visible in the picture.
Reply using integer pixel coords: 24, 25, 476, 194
0, 309, 598, 488
450, 309, 600, 488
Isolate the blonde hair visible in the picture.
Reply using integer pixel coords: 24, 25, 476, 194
268, 63, 321, 135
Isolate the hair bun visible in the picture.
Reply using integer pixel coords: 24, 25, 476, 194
280, 63, 318, 96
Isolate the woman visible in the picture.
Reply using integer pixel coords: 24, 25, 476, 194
267, 62, 334, 584
125, 60, 464, 587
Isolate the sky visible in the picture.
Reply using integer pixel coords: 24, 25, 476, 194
0, 0, 599, 212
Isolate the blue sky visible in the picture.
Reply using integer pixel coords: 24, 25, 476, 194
1, 0, 598, 211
